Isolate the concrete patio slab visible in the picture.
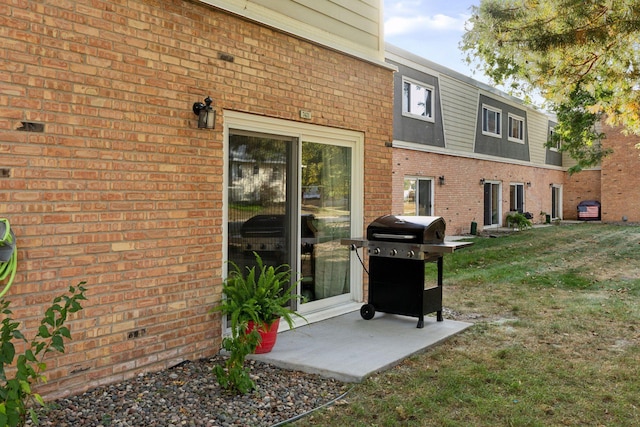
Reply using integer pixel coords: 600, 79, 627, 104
250, 310, 472, 383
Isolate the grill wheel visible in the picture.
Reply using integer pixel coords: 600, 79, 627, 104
360, 303, 375, 320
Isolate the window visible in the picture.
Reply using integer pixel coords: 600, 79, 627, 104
508, 114, 525, 143
549, 127, 561, 151
482, 105, 501, 137
402, 78, 434, 121
510, 183, 524, 213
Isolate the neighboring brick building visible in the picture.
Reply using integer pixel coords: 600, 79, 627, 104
387, 44, 637, 233
599, 124, 640, 222
387, 45, 567, 235
1, 0, 393, 399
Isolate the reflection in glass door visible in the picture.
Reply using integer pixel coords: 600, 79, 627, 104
227, 133, 294, 280
403, 177, 432, 216
300, 141, 352, 309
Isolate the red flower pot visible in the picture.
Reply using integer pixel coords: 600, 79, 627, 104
247, 318, 280, 354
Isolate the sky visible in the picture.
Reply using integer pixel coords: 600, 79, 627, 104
383, 0, 487, 83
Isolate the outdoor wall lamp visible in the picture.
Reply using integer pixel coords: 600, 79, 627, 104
438, 176, 445, 185
192, 96, 215, 129
526, 181, 531, 187
479, 178, 485, 185
549, 183, 554, 188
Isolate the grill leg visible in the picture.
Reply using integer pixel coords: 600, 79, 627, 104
417, 316, 424, 328
437, 256, 443, 322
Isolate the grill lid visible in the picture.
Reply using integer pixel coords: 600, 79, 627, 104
367, 215, 446, 244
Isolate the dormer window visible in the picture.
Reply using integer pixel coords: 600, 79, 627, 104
402, 77, 434, 122
482, 105, 501, 137
508, 113, 525, 143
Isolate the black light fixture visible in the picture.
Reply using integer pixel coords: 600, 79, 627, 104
526, 181, 531, 187
479, 178, 485, 185
438, 176, 445, 185
549, 183, 554, 188
192, 96, 215, 129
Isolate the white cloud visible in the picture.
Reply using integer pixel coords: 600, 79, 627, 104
384, 13, 468, 36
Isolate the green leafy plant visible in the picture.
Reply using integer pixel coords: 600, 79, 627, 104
0, 283, 87, 426
215, 252, 306, 329
212, 325, 259, 394
210, 252, 305, 393
505, 212, 532, 230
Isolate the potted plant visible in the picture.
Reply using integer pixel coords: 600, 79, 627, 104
505, 212, 533, 230
210, 252, 306, 393
214, 251, 306, 352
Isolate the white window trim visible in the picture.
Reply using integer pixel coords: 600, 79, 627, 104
507, 113, 525, 144
402, 77, 435, 123
481, 104, 502, 138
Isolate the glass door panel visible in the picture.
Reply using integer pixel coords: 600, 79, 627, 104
403, 178, 432, 216
484, 182, 501, 226
417, 179, 432, 216
227, 133, 293, 276
299, 141, 352, 308
551, 186, 562, 219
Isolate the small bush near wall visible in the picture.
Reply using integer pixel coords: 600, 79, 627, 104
0, 284, 86, 426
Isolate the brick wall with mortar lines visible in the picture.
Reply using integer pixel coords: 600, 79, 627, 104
600, 125, 640, 222
392, 149, 566, 234
562, 170, 601, 220
0, 0, 393, 399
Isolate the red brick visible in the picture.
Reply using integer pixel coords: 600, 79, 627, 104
2, 0, 392, 400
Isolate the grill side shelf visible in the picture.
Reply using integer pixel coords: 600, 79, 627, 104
420, 241, 474, 254
340, 238, 368, 249
340, 239, 474, 253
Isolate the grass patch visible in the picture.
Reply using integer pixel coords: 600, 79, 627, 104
295, 224, 640, 426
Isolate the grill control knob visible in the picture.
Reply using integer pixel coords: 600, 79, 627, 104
389, 249, 397, 256
372, 247, 381, 255
407, 250, 415, 258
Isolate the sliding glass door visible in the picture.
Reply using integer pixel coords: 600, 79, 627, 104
226, 124, 357, 318
484, 182, 501, 227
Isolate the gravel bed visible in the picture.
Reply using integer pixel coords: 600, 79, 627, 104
31, 356, 349, 427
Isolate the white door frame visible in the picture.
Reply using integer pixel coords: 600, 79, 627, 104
223, 111, 364, 328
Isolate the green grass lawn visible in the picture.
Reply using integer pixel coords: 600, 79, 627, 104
293, 223, 640, 426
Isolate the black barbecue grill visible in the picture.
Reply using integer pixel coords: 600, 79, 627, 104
344, 215, 473, 328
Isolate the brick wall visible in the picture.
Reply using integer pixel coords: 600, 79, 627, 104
562, 170, 601, 220
392, 149, 566, 234
1, 0, 392, 399
600, 125, 640, 222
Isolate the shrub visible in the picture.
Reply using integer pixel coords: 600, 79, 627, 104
210, 253, 305, 394
0, 283, 87, 426
505, 212, 533, 230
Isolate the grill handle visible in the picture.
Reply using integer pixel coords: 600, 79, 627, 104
370, 233, 415, 240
